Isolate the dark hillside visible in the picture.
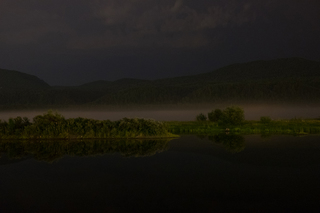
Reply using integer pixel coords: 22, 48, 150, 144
49, 78, 152, 105
199, 57, 320, 82
91, 58, 320, 104
153, 57, 320, 86
73, 57, 320, 90
0, 69, 50, 90
0, 68, 50, 91
78, 78, 151, 91
77, 80, 111, 91
0, 69, 51, 107
1, 57, 320, 107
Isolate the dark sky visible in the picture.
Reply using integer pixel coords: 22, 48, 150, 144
0, 0, 319, 86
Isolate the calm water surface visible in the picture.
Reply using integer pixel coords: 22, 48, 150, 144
0, 135, 320, 212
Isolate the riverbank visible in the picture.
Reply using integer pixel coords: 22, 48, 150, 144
165, 119, 320, 135
1, 110, 320, 140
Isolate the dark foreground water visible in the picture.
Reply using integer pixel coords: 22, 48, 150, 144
0, 135, 320, 212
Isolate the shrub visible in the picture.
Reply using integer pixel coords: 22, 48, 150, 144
219, 106, 245, 126
260, 116, 272, 124
208, 109, 223, 122
196, 113, 207, 121
0, 110, 174, 139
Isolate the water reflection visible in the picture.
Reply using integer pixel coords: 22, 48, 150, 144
1, 135, 320, 212
0, 138, 172, 163
198, 133, 246, 153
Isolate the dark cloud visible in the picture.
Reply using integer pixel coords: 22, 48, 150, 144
69, 0, 260, 49
0, 0, 261, 48
0, 0, 319, 85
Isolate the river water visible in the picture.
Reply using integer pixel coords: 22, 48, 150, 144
0, 135, 319, 212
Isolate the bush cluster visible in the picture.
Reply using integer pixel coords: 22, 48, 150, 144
0, 111, 173, 139
196, 106, 245, 126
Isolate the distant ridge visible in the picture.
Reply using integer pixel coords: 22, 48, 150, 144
150, 57, 320, 86
0, 68, 50, 91
1, 57, 320, 107
78, 78, 150, 91
75, 57, 320, 88
200, 57, 320, 81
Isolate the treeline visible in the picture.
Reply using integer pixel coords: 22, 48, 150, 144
0, 111, 175, 139
2, 79, 320, 107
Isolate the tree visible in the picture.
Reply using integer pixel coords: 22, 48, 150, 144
219, 106, 244, 126
208, 109, 223, 122
196, 113, 207, 121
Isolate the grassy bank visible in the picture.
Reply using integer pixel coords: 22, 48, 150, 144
165, 121, 221, 135
0, 111, 177, 139
241, 119, 320, 135
165, 119, 320, 135
167, 106, 320, 135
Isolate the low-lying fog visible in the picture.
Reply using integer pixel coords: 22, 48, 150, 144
0, 105, 319, 121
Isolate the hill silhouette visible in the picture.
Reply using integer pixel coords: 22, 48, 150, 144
0, 68, 50, 91
189, 57, 320, 83
0, 69, 51, 107
0, 57, 320, 107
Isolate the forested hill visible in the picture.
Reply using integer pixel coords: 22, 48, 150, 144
77, 58, 320, 89
1, 57, 320, 107
184, 57, 320, 85
0, 68, 50, 91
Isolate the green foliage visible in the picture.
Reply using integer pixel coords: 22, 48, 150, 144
0, 111, 177, 139
219, 106, 245, 126
196, 113, 207, 121
166, 121, 222, 135
206, 106, 245, 126
208, 109, 223, 122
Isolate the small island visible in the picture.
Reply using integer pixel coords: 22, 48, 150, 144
0, 110, 177, 140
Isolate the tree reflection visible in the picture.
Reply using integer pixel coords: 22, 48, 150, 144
207, 133, 245, 153
0, 139, 171, 163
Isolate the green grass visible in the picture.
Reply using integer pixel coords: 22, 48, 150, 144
165, 121, 222, 134
165, 119, 320, 135
240, 119, 320, 135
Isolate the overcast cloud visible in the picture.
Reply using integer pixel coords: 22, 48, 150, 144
0, 0, 319, 85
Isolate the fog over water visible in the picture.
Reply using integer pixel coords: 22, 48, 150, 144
0, 105, 319, 121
